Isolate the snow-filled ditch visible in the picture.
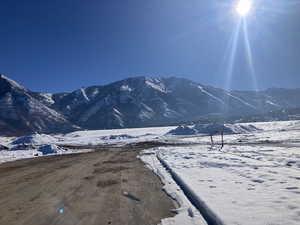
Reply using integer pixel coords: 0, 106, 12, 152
139, 149, 207, 225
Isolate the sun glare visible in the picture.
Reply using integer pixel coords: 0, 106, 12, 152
236, 0, 252, 16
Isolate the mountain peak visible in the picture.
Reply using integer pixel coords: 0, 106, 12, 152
0, 74, 26, 91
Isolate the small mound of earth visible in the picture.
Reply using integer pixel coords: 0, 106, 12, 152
11, 133, 56, 146
168, 123, 259, 135
167, 125, 197, 135
0, 144, 9, 151
37, 144, 66, 155
10, 144, 34, 151
195, 123, 259, 135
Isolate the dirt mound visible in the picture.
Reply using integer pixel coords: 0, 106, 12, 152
167, 125, 197, 135
11, 133, 56, 146
37, 144, 66, 155
168, 123, 259, 135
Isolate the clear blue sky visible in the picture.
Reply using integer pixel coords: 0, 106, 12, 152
1, 0, 300, 93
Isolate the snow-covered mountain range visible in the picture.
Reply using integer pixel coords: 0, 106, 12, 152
0, 75, 78, 135
1, 74, 300, 135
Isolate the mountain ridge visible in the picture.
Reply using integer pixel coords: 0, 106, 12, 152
1, 74, 300, 135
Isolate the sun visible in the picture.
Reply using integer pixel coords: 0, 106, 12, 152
236, 0, 252, 16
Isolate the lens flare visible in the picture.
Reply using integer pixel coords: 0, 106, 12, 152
236, 0, 252, 16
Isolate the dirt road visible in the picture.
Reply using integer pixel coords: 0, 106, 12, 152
0, 145, 175, 225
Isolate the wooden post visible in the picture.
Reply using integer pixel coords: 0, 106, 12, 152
221, 130, 224, 149
210, 134, 214, 147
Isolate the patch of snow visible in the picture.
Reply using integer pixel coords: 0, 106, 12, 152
113, 108, 124, 127
291, 121, 300, 130
79, 99, 105, 122
0, 149, 42, 163
139, 103, 155, 120
39, 93, 55, 105
80, 88, 90, 101
198, 86, 225, 105
226, 92, 257, 109
141, 103, 153, 112
0, 147, 92, 164
145, 78, 169, 93
139, 110, 154, 120
162, 102, 182, 119
120, 85, 133, 92
0, 136, 14, 146
25, 97, 67, 121
80, 96, 116, 122
265, 100, 280, 107
0, 93, 20, 120
0, 74, 26, 90
91, 88, 99, 97
119, 86, 133, 103
242, 120, 299, 131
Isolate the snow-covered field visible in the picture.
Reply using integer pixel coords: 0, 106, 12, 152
149, 145, 300, 225
140, 121, 300, 225
55, 126, 177, 146
0, 126, 177, 163
0, 121, 300, 224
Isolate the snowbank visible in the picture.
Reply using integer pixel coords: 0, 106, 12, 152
0, 149, 42, 163
157, 153, 224, 225
139, 149, 207, 225
0, 134, 92, 164
0, 136, 14, 146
